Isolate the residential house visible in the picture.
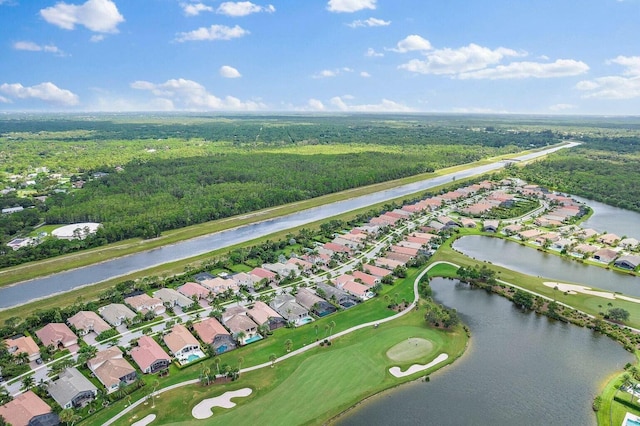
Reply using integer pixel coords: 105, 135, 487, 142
153, 288, 194, 309
576, 228, 599, 240
396, 240, 423, 250
67, 311, 111, 336
597, 233, 621, 246
225, 314, 259, 345
130, 335, 171, 374
87, 347, 137, 394
0, 391, 56, 426
35, 323, 78, 350
572, 243, 599, 257
619, 238, 640, 250
249, 267, 278, 282
437, 216, 459, 228
614, 255, 640, 270
375, 257, 404, 270
295, 287, 336, 317
163, 324, 201, 361
390, 245, 418, 258
460, 218, 477, 228
286, 257, 313, 273
178, 282, 210, 300
193, 317, 236, 354
231, 272, 261, 288
263, 262, 298, 278
502, 224, 523, 235
316, 283, 358, 308
483, 220, 500, 232
342, 280, 373, 301
200, 277, 240, 295
551, 238, 573, 251
270, 294, 311, 326
47, 367, 97, 409
247, 301, 286, 330
384, 252, 412, 264
5, 335, 40, 362
124, 293, 165, 316
352, 270, 380, 287
193, 272, 216, 282
518, 229, 544, 240
592, 248, 618, 264
98, 303, 136, 327
363, 265, 393, 279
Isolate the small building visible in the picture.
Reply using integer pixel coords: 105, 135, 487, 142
153, 288, 194, 309
124, 294, 165, 316
47, 367, 98, 409
163, 324, 201, 360
67, 311, 111, 336
352, 270, 380, 287
363, 265, 393, 279
614, 255, 640, 270
193, 317, 236, 354
460, 218, 477, 228
35, 323, 78, 350
483, 220, 500, 233
0, 390, 56, 426
597, 233, 621, 246
87, 347, 137, 394
225, 315, 259, 345
316, 283, 358, 309
295, 287, 336, 317
270, 294, 311, 326
177, 282, 210, 300
130, 335, 171, 374
247, 301, 287, 331
592, 248, 618, 264
98, 303, 136, 327
2, 206, 25, 214
619, 238, 640, 250
5, 335, 41, 362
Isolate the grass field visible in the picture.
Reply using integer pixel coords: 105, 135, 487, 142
386, 338, 434, 362
113, 309, 465, 426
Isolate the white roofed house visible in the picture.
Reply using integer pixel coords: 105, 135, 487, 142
67, 311, 112, 337
153, 287, 194, 310
614, 254, 640, 271
619, 238, 640, 250
262, 262, 298, 279
124, 293, 166, 316
47, 367, 98, 409
200, 277, 240, 296
270, 294, 311, 327
98, 303, 136, 327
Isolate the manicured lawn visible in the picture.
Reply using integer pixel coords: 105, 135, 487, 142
113, 309, 466, 426
597, 370, 640, 426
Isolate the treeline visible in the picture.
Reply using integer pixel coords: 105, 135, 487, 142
515, 136, 640, 212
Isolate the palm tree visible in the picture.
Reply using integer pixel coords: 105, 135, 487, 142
59, 408, 75, 425
151, 379, 160, 409
269, 353, 277, 368
324, 324, 330, 338
328, 320, 336, 338
314, 324, 319, 340
214, 357, 221, 375
237, 356, 244, 372
202, 366, 211, 386
236, 331, 246, 346
284, 339, 293, 353
21, 374, 35, 391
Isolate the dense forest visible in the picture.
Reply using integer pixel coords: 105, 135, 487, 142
515, 136, 640, 212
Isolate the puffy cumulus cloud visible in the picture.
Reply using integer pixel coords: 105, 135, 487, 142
216, 1, 275, 17
130, 78, 264, 111
13, 41, 64, 55
360, 71, 371, 77
576, 55, 640, 99
347, 17, 390, 28
219, 65, 242, 78
329, 96, 414, 112
311, 67, 353, 79
175, 24, 249, 42
458, 59, 589, 80
327, 0, 376, 13
181, 2, 213, 16
365, 47, 383, 57
389, 35, 432, 53
307, 98, 325, 111
0, 82, 79, 105
40, 0, 124, 33
399, 43, 519, 75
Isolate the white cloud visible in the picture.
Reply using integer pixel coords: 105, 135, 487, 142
307, 98, 325, 111
549, 103, 576, 112
181, 2, 213, 16
40, 0, 124, 33
311, 68, 354, 79
360, 71, 371, 77
399, 43, 520, 75
458, 59, 589, 80
607, 55, 640, 76
175, 24, 249, 42
327, 0, 376, 13
130, 78, 264, 110
329, 96, 414, 112
390, 35, 432, 53
576, 55, 640, 99
220, 65, 242, 78
365, 47, 383, 57
347, 17, 390, 28
90, 34, 104, 42
0, 82, 79, 105
216, 1, 275, 17
0, 95, 11, 103
13, 41, 64, 55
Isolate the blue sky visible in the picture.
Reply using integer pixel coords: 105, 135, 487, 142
0, 0, 639, 114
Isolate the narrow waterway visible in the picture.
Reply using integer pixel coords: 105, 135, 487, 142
0, 143, 576, 309
453, 235, 640, 297
338, 278, 633, 426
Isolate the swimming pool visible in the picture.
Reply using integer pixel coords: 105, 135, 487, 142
297, 317, 314, 326
187, 353, 201, 363
623, 412, 640, 426
244, 335, 262, 344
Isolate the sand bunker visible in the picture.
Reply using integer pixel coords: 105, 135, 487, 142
131, 414, 156, 426
192, 388, 253, 419
389, 353, 449, 378
544, 282, 640, 304
386, 337, 434, 362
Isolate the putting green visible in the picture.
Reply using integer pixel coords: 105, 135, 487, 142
386, 337, 434, 362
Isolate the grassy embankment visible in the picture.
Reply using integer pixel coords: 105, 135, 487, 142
0, 143, 563, 289
84, 265, 467, 426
